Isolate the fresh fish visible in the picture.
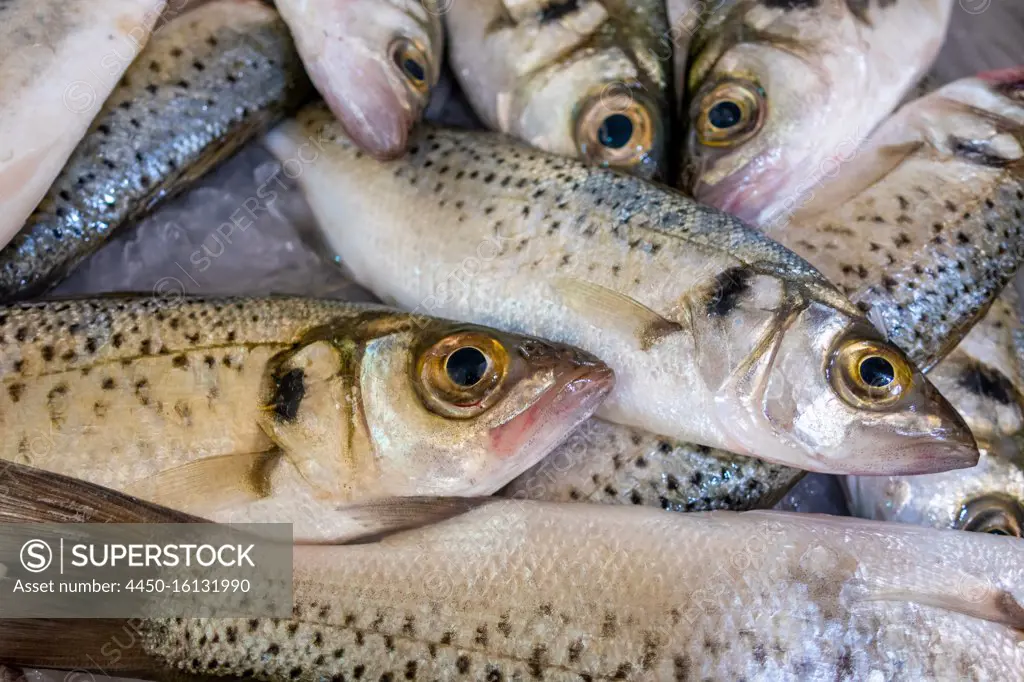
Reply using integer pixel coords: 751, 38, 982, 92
445, 0, 671, 179
0, 296, 613, 540
2, 463, 1024, 681
503, 418, 803, 511
0, 0, 168, 253
0, 0, 313, 301
767, 69, 1024, 371
846, 289, 1024, 533
276, 0, 443, 159
682, 0, 952, 225
266, 104, 978, 475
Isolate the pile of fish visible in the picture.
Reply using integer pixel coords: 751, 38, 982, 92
0, 0, 1022, 679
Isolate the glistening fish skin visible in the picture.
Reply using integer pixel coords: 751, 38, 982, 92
770, 70, 1024, 371
683, 0, 952, 225
266, 104, 977, 475
0, 296, 613, 541
0, 0, 167, 253
0, 0, 313, 301
445, 0, 671, 179
503, 417, 803, 511
275, 0, 443, 159
2, 467, 1023, 681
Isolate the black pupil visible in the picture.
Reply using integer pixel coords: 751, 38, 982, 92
597, 114, 634, 149
708, 100, 743, 129
401, 55, 425, 82
446, 347, 488, 387
859, 356, 895, 388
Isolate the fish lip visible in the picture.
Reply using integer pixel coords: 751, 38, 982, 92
692, 158, 793, 227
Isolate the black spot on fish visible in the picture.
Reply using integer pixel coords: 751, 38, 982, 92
958, 362, 1016, 406
539, 0, 579, 22
706, 267, 753, 316
528, 645, 546, 679
673, 655, 691, 681
456, 656, 470, 674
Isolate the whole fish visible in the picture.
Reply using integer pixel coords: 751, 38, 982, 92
0, 0, 168, 254
682, 0, 952, 226
275, 0, 443, 159
0, 296, 613, 540
0, 0, 313, 301
768, 69, 1024, 371
266, 104, 978, 475
445, 0, 671, 179
503, 418, 803, 511
2, 463, 1023, 681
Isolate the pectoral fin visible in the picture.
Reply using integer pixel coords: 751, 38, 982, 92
310, 496, 499, 545
552, 277, 684, 350
862, 587, 1024, 630
123, 450, 282, 516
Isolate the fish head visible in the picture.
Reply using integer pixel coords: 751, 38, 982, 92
262, 317, 614, 498
288, 0, 444, 159
758, 305, 978, 474
844, 439, 1024, 535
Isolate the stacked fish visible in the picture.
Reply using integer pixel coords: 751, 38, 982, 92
0, 0, 1022, 679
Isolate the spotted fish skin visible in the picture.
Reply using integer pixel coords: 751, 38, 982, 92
0, 0, 313, 301
0, 295, 614, 540
503, 417, 803, 511
770, 71, 1024, 371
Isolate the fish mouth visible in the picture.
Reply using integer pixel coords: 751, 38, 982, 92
488, 362, 615, 463
693, 160, 794, 227
977, 66, 1024, 101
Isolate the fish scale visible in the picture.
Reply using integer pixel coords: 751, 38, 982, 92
0, 0, 313, 301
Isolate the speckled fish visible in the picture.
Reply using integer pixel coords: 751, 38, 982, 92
0, 0, 313, 301
0, 0, 168, 254
266, 104, 978, 474
682, 0, 952, 225
503, 417, 803, 511
767, 69, 1024, 371
0, 296, 613, 541
846, 288, 1024, 534
2, 464, 1024, 681
275, 0, 443, 159
445, 0, 671, 179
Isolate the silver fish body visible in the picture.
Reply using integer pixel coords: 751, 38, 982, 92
446, 0, 671, 178
0, 0, 167, 253
2, 469, 1023, 681
0, 296, 612, 540
683, 0, 953, 225
266, 104, 978, 475
0, 0, 313, 301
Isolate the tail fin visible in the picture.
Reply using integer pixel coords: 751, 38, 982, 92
0, 463, 206, 673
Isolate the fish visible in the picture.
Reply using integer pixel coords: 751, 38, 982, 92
502, 417, 804, 511
0, 0, 314, 302
0, 296, 613, 541
275, 0, 443, 159
682, 0, 953, 226
2, 463, 1024, 681
265, 104, 978, 475
444, 0, 671, 179
845, 288, 1024, 534
766, 68, 1024, 371
0, 0, 168, 254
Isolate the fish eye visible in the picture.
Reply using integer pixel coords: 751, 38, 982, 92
695, 80, 765, 147
575, 90, 660, 170
390, 38, 431, 94
956, 494, 1024, 537
829, 336, 915, 410
416, 331, 509, 418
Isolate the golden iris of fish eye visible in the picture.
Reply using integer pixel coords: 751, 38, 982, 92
389, 37, 431, 94
696, 81, 765, 148
574, 92, 657, 168
957, 494, 1024, 537
828, 338, 914, 410
415, 332, 509, 418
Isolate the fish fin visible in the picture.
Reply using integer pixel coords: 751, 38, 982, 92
861, 588, 1024, 630
123, 450, 282, 516
0, 462, 205, 525
552, 277, 684, 350
0, 619, 161, 673
300, 496, 499, 545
